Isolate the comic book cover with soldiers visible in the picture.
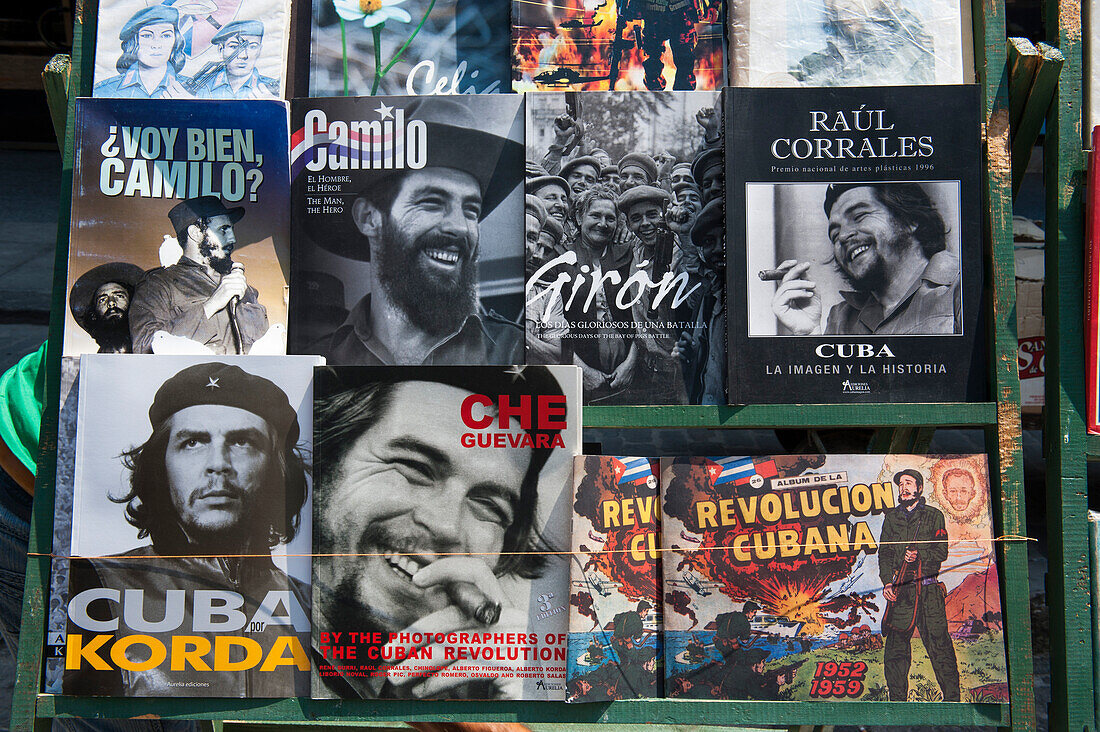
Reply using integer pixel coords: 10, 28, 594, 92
726, 85, 985, 403
93, 0, 291, 99
511, 0, 726, 91
64, 99, 291, 358
525, 90, 726, 405
566, 456, 662, 701
288, 95, 525, 365
310, 365, 581, 700
308, 0, 511, 96
661, 454, 1008, 702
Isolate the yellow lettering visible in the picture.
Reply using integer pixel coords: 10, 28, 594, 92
260, 636, 311, 672
850, 483, 872, 514
733, 534, 751, 562
621, 499, 636, 525
602, 500, 620, 528
719, 498, 737, 526
822, 487, 840, 514
782, 491, 800, 520
872, 482, 895, 511
760, 494, 782, 523
852, 521, 877, 552
65, 634, 112, 671
697, 501, 717, 528
825, 523, 851, 553
804, 526, 826, 556
170, 635, 212, 671
111, 634, 166, 672
736, 496, 757, 524
214, 636, 262, 671
778, 529, 800, 557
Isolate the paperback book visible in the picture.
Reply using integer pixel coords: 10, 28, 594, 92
566, 456, 662, 701
308, 0, 511, 96
64, 98, 291, 357
310, 365, 581, 700
726, 85, 984, 403
512, 0, 727, 91
661, 454, 1009, 702
525, 90, 726, 404
727, 0, 973, 87
288, 95, 525, 365
62, 355, 320, 697
92, 0, 292, 99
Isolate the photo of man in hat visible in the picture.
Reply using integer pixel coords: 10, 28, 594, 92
192, 19, 279, 99
93, 4, 192, 99
618, 153, 658, 192
67, 262, 146, 353
309, 96, 524, 366
64, 358, 314, 697
129, 195, 271, 355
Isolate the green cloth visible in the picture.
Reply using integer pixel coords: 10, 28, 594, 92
0, 343, 47, 476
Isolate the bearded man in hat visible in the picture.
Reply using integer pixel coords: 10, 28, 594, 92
68, 262, 146, 353
193, 19, 278, 99
63, 362, 311, 697
879, 468, 958, 701
129, 195, 270, 355
93, 4, 192, 98
324, 98, 524, 366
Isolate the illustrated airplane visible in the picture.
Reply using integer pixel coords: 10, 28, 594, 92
668, 572, 723, 597
571, 573, 622, 597
560, 17, 603, 29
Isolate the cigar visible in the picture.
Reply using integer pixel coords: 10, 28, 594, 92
446, 581, 501, 625
758, 268, 788, 281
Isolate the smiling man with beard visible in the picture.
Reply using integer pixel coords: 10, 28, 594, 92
323, 99, 523, 366
310, 366, 568, 699
129, 196, 270, 354
771, 183, 959, 336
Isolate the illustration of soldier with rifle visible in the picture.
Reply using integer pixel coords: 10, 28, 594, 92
878, 469, 960, 701
188, 20, 278, 99
608, 0, 711, 90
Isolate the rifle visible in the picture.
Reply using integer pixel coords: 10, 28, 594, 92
607, 0, 634, 89
882, 510, 927, 633
764, 661, 801, 686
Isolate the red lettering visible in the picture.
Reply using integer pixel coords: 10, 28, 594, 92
538, 395, 567, 429
498, 395, 532, 429
461, 394, 494, 429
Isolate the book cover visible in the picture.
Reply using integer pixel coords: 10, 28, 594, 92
62, 355, 320, 697
92, 0, 291, 99
44, 357, 80, 694
310, 365, 581, 700
661, 454, 1009, 702
307, 0, 511, 96
288, 95, 525, 365
727, 0, 973, 88
726, 85, 984, 403
525, 90, 726, 404
566, 456, 661, 701
64, 98, 291, 357
512, 0, 726, 91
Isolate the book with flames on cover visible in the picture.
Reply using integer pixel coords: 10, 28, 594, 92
566, 456, 661, 701
311, 365, 581, 700
661, 454, 1008, 702
512, 0, 726, 91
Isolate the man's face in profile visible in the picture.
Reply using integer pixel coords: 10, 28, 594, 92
93, 282, 130, 321
700, 164, 722, 204
625, 202, 664, 246
221, 34, 262, 78
317, 381, 532, 631
579, 199, 617, 249
525, 213, 543, 260
565, 165, 598, 197
163, 404, 275, 540
828, 187, 913, 291
373, 167, 481, 334
198, 213, 237, 275
944, 473, 976, 511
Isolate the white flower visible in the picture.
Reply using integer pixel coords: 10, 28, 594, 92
333, 0, 412, 26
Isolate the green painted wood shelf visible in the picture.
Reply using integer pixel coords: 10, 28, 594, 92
583, 403, 998, 429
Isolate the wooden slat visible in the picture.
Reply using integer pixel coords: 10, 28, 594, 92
37, 696, 1009, 726
584, 403, 997, 428
972, 0, 1037, 728
1008, 37, 1040, 133
41, 54, 70, 149
1044, 0, 1098, 727
1012, 43, 1065, 197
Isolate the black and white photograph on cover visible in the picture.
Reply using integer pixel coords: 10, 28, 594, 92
745, 180, 962, 337
288, 95, 525, 366
727, 0, 970, 87
525, 90, 726, 405
92, 0, 290, 99
63, 354, 319, 698
311, 365, 581, 700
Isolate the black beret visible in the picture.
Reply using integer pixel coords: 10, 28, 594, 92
893, 468, 924, 488
168, 196, 244, 234
149, 362, 299, 447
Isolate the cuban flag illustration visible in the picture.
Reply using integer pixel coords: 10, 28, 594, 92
705, 456, 778, 486
613, 457, 653, 485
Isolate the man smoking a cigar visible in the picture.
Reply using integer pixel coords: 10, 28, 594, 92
770, 183, 960, 336
311, 367, 566, 699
